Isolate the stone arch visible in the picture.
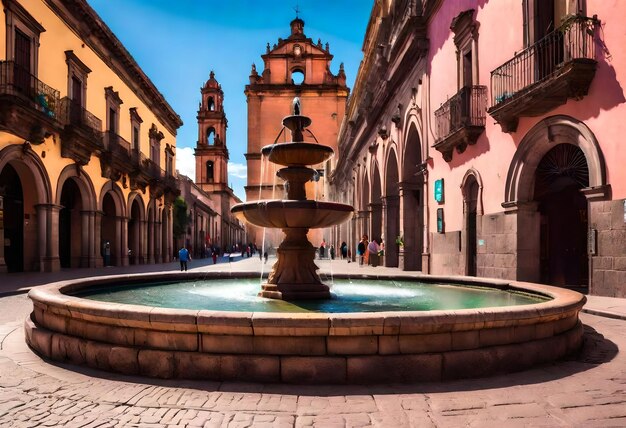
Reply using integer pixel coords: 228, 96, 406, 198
461, 168, 484, 277
370, 160, 383, 246
504, 115, 606, 204
460, 168, 484, 216
384, 147, 400, 267
56, 165, 97, 268
128, 192, 146, 265
0, 144, 52, 272
99, 181, 126, 267
399, 122, 424, 270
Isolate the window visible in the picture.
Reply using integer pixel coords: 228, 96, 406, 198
129, 107, 142, 152
65, 50, 91, 109
104, 87, 123, 134
5, 0, 45, 77
206, 161, 214, 181
523, 0, 585, 47
450, 10, 478, 90
208, 97, 215, 111
165, 145, 174, 176
149, 124, 164, 165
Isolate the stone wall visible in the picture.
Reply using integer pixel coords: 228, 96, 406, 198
590, 199, 626, 297
476, 213, 519, 280
430, 231, 464, 276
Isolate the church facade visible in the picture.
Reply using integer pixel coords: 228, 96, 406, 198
331, 0, 626, 297
244, 17, 349, 250
0, 0, 182, 272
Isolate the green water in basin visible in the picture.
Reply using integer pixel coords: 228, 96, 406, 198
72, 278, 548, 313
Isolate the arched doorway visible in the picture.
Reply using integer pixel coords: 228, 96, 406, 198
101, 192, 119, 266
59, 179, 83, 268
370, 163, 382, 244
384, 150, 400, 267
462, 172, 481, 276
0, 164, 23, 272
535, 144, 589, 286
128, 198, 143, 265
360, 173, 370, 240
401, 125, 424, 270
504, 115, 605, 286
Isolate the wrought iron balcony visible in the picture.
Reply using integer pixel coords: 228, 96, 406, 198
488, 15, 598, 132
146, 159, 179, 198
100, 131, 132, 181
0, 61, 61, 143
58, 97, 103, 165
434, 85, 487, 162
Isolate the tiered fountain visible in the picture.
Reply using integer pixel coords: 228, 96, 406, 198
231, 99, 352, 300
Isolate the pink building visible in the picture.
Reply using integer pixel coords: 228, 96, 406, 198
331, 0, 626, 297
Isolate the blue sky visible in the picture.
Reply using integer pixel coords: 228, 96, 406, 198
87, 0, 372, 200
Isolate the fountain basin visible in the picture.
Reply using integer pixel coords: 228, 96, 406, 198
25, 272, 585, 384
262, 142, 334, 166
231, 200, 353, 228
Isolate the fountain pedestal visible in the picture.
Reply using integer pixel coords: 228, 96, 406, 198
259, 228, 330, 300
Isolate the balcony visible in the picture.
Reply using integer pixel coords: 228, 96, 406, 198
100, 131, 131, 181
129, 149, 151, 191
58, 97, 103, 165
434, 85, 487, 162
0, 61, 62, 144
146, 160, 180, 199
488, 15, 598, 132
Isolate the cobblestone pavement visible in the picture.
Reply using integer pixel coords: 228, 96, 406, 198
0, 259, 625, 427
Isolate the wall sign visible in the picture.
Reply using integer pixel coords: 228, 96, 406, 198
437, 208, 444, 233
434, 179, 444, 203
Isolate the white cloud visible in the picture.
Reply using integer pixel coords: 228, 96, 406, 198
228, 162, 247, 179
175, 146, 195, 179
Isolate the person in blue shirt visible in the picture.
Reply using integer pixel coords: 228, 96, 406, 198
178, 246, 190, 271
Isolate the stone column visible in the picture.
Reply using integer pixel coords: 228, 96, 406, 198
147, 216, 155, 264
0, 197, 6, 273
35, 203, 62, 272
382, 195, 400, 268
94, 211, 104, 268
502, 201, 540, 282
155, 218, 162, 264
119, 216, 129, 267
80, 210, 98, 268
398, 183, 423, 271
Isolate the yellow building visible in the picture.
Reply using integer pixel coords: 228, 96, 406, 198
0, 0, 182, 272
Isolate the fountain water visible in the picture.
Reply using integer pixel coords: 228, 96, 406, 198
231, 98, 352, 300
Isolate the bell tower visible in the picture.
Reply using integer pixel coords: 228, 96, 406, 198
195, 71, 228, 191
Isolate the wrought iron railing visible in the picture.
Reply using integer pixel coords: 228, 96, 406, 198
435, 85, 487, 141
58, 97, 102, 135
0, 61, 60, 118
104, 131, 131, 157
490, 15, 597, 107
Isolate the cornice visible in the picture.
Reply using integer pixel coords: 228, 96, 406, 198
44, 0, 183, 135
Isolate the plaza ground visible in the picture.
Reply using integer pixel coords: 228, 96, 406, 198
0, 257, 625, 427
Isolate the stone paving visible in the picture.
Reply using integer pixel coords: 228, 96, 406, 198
0, 257, 625, 427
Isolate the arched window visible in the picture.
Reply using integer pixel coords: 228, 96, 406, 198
206, 161, 214, 181
291, 69, 305, 85
208, 97, 215, 111
207, 127, 215, 145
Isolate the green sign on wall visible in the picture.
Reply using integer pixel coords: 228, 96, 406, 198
434, 179, 444, 203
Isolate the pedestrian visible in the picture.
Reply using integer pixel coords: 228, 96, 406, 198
330, 245, 335, 260
264, 251, 268, 264
103, 241, 111, 267
259, 250, 263, 261
178, 246, 190, 271
357, 235, 366, 266
340, 241, 347, 260
367, 239, 379, 267
319, 238, 326, 259
212, 249, 217, 264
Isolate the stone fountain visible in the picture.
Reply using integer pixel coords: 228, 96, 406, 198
231, 99, 353, 300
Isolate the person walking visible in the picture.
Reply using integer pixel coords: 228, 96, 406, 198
357, 236, 366, 266
178, 246, 190, 271
212, 248, 217, 265
367, 239, 380, 267
340, 241, 347, 260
